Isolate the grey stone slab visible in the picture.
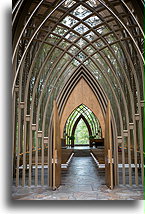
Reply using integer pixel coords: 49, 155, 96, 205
12, 154, 143, 200
78, 185, 93, 192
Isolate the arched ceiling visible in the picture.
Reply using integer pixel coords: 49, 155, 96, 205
12, 0, 144, 136
12, 0, 144, 187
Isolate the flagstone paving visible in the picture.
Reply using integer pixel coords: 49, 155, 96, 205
12, 154, 143, 200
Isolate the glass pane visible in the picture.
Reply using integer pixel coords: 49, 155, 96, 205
104, 33, 116, 43
74, 23, 89, 34
84, 45, 96, 55
95, 25, 110, 35
72, 58, 81, 66
102, 47, 117, 65
84, 59, 91, 66
93, 39, 105, 48
76, 38, 88, 48
74, 119, 89, 145
84, 31, 96, 41
46, 34, 61, 44
65, 31, 79, 41
68, 45, 79, 55
92, 52, 107, 68
62, 15, 79, 27
86, 0, 100, 7
85, 15, 102, 27
63, 0, 76, 8
77, 52, 87, 62
71, 5, 92, 19
53, 25, 68, 36
58, 39, 71, 48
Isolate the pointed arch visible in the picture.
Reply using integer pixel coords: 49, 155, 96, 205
71, 115, 92, 138
60, 77, 105, 138
63, 103, 102, 146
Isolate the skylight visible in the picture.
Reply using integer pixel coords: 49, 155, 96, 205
85, 15, 102, 27
84, 31, 96, 41
63, 0, 76, 8
76, 38, 88, 48
62, 16, 79, 27
65, 31, 79, 41
77, 52, 87, 62
71, 5, 92, 19
74, 23, 89, 34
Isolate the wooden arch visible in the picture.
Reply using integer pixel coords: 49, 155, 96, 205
60, 77, 105, 139
52, 66, 118, 185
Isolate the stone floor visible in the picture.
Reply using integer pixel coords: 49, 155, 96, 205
12, 152, 143, 200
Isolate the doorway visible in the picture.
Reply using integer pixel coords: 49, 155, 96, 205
74, 119, 89, 146
60, 104, 106, 189
63, 104, 103, 148
51, 78, 114, 190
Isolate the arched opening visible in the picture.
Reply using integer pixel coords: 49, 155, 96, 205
63, 104, 103, 148
74, 119, 89, 146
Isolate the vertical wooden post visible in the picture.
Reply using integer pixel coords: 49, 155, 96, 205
52, 100, 61, 190
104, 101, 113, 189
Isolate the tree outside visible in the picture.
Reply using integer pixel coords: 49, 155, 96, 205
74, 119, 89, 145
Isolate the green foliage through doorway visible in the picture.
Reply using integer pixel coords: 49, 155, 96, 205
74, 119, 89, 145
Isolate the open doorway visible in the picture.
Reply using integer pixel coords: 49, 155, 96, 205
52, 78, 114, 190
59, 104, 106, 190
62, 104, 103, 149
74, 118, 89, 146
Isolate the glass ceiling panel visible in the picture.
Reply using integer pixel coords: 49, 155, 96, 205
68, 45, 79, 55
102, 47, 117, 67
65, 31, 79, 42
76, 51, 87, 62
61, 15, 79, 27
92, 52, 102, 60
85, 15, 102, 27
84, 45, 96, 55
95, 25, 110, 35
46, 34, 61, 44
42, 48, 63, 74
110, 43, 131, 80
53, 56, 68, 72
111, 43, 123, 55
84, 31, 96, 41
76, 38, 88, 48
58, 39, 71, 49
93, 39, 105, 48
63, 0, 76, 8
72, 58, 81, 66
57, 62, 78, 90
85, 61, 101, 80
104, 33, 117, 44
86, 0, 100, 7
53, 25, 68, 36
74, 23, 89, 34
84, 59, 91, 66
71, 5, 92, 19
